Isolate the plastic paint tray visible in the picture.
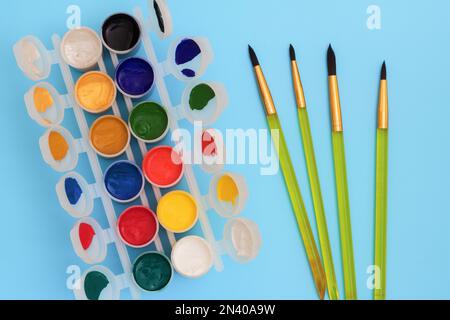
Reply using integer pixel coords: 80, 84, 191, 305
13, 0, 262, 300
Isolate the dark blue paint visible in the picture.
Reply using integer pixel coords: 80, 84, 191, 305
104, 161, 144, 202
65, 177, 83, 205
182, 69, 195, 78
175, 39, 201, 65
116, 57, 154, 97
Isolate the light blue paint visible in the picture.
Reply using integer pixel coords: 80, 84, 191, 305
0, 0, 449, 300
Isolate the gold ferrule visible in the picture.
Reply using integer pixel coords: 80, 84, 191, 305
378, 80, 388, 129
291, 61, 306, 109
254, 66, 277, 115
328, 75, 343, 132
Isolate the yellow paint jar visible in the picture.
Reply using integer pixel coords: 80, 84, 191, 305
75, 71, 116, 113
157, 191, 198, 233
89, 115, 130, 158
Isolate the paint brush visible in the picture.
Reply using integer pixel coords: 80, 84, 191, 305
290, 45, 339, 300
374, 61, 388, 300
249, 45, 326, 300
327, 45, 357, 299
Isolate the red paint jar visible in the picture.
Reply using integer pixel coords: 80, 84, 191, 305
142, 146, 184, 188
117, 206, 159, 248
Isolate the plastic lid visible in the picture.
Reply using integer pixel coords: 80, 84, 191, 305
209, 172, 248, 218
70, 218, 107, 265
182, 81, 228, 125
25, 82, 65, 127
223, 218, 262, 263
148, 0, 173, 39
13, 36, 52, 81
76, 266, 120, 300
39, 126, 79, 172
56, 172, 94, 218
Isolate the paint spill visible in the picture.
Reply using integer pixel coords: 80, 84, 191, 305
189, 84, 215, 111
34, 87, 54, 113
133, 253, 172, 291
104, 161, 143, 202
217, 175, 239, 206
65, 177, 82, 205
90, 116, 129, 157
75, 72, 115, 113
153, 0, 165, 33
79, 223, 96, 250
129, 102, 168, 142
116, 57, 154, 97
118, 206, 158, 247
143, 146, 183, 187
157, 191, 198, 233
84, 271, 110, 300
49, 131, 69, 161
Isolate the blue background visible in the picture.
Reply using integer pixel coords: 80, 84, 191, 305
0, 0, 448, 300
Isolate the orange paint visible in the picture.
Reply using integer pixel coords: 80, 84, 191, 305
49, 131, 69, 161
34, 87, 54, 113
75, 71, 116, 113
90, 115, 130, 157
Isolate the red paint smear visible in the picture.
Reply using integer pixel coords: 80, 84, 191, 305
143, 146, 183, 187
79, 223, 96, 250
118, 206, 158, 247
202, 131, 217, 156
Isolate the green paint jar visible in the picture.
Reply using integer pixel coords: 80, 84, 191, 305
132, 252, 173, 292
129, 102, 169, 143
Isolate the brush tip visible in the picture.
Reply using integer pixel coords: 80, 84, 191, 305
248, 45, 259, 67
381, 61, 387, 80
327, 44, 336, 76
289, 44, 296, 61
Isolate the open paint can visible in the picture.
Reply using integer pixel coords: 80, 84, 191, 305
101, 13, 141, 55
129, 102, 170, 143
24, 82, 65, 127
60, 27, 103, 70
142, 146, 184, 188
117, 206, 159, 248
115, 57, 155, 99
76, 266, 120, 300
171, 235, 214, 278
103, 160, 145, 203
181, 81, 228, 126
74, 71, 116, 114
132, 252, 173, 292
39, 126, 79, 172
223, 218, 262, 263
167, 37, 213, 81
56, 172, 94, 218
208, 172, 248, 218
70, 217, 108, 265
157, 190, 198, 233
89, 115, 130, 158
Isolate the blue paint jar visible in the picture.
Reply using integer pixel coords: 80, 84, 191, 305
115, 57, 155, 99
103, 160, 145, 203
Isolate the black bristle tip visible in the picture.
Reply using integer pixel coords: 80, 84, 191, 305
289, 44, 296, 61
381, 61, 387, 80
248, 45, 259, 67
327, 44, 336, 76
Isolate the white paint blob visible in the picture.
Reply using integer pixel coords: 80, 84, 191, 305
61, 27, 102, 70
231, 220, 253, 259
171, 236, 213, 278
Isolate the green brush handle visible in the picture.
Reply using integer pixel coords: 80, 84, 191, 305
298, 108, 339, 300
332, 131, 357, 300
374, 128, 388, 300
267, 113, 326, 300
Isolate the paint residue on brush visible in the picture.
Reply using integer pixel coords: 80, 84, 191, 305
65, 177, 82, 205
84, 271, 110, 300
49, 131, 69, 161
189, 84, 215, 111
217, 175, 239, 206
34, 87, 54, 113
